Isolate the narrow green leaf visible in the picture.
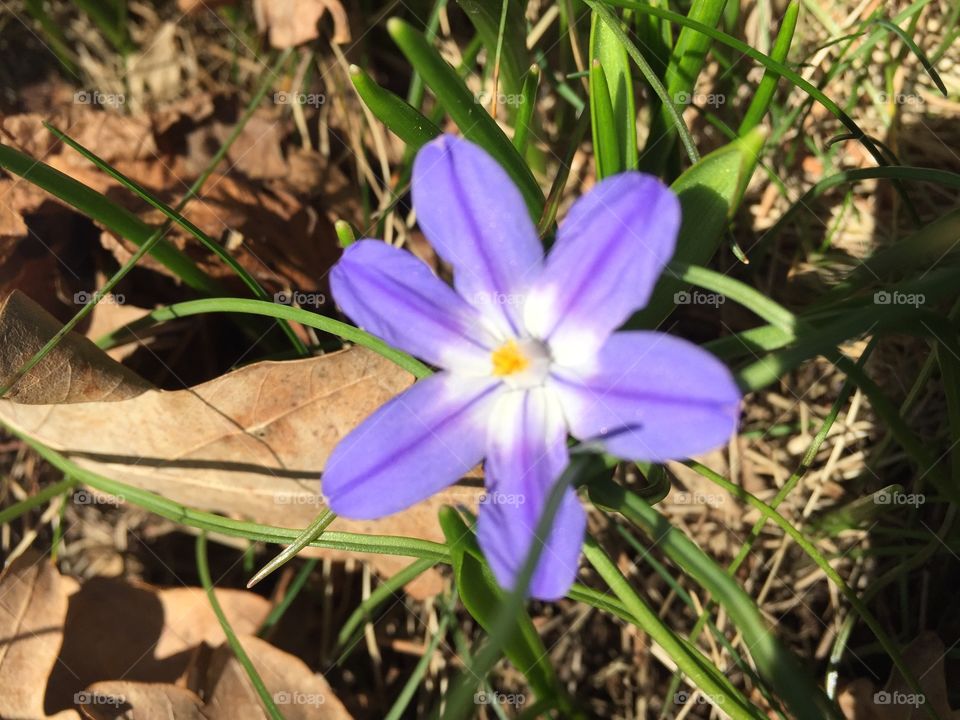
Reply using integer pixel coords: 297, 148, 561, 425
350, 64, 441, 150
457, 0, 529, 96
631, 127, 766, 327
387, 17, 544, 217
642, 0, 729, 171
196, 534, 284, 720
589, 9, 637, 170
872, 18, 947, 95
588, 478, 839, 720
739, 1, 799, 134
589, 59, 622, 179
438, 508, 561, 706
247, 509, 336, 588
512, 65, 540, 153
0, 142, 221, 295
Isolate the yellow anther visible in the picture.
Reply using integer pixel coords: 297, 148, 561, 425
491, 340, 530, 377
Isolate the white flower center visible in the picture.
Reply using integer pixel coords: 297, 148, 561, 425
490, 338, 551, 389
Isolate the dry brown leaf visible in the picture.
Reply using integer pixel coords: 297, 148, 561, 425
254, 0, 351, 47
0, 291, 152, 403
45, 579, 270, 710
1, 292, 458, 596
201, 634, 353, 719
838, 632, 960, 720
0, 551, 80, 720
76, 681, 205, 719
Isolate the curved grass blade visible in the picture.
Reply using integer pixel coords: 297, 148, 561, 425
586, 1, 699, 165
95, 297, 432, 379
247, 509, 337, 588
588, 477, 840, 720
196, 533, 284, 720
739, 1, 799, 134
642, 0, 729, 172
43, 123, 308, 357
512, 65, 540, 153
871, 17, 947, 95
387, 18, 544, 217
0, 142, 220, 295
350, 64, 441, 150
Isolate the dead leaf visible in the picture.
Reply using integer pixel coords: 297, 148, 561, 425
254, 0, 351, 47
0, 291, 152, 403
1, 293, 458, 596
202, 634, 353, 719
45, 578, 270, 711
839, 632, 960, 720
0, 551, 80, 720
76, 681, 205, 719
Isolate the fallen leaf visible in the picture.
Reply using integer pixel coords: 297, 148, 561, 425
0, 291, 152, 403
254, 0, 351, 47
201, 634, 353, 719
1, 292, 458, 597
0, 551, 80, 720
76, 681, 205, 719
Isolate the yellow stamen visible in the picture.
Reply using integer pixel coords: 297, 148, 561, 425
491, 340, 530, 377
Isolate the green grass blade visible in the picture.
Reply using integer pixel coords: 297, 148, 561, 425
589, 9, 637, 170
0, 142, 221, 295
512, 65, 540, 153
247, 509, 337, 588
196, 533, 284, 720
642, 0, 729, 172
350, 65, 442, 150
0, 476, 77, 525
871, 18, 947, 95
739, 1, 799, 134
589, 59, 622, 178
94, 297, 431, 378
387, 18, 544, 218
457, 0, 529, 96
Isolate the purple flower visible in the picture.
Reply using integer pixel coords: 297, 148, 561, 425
323, 135, 740, 600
